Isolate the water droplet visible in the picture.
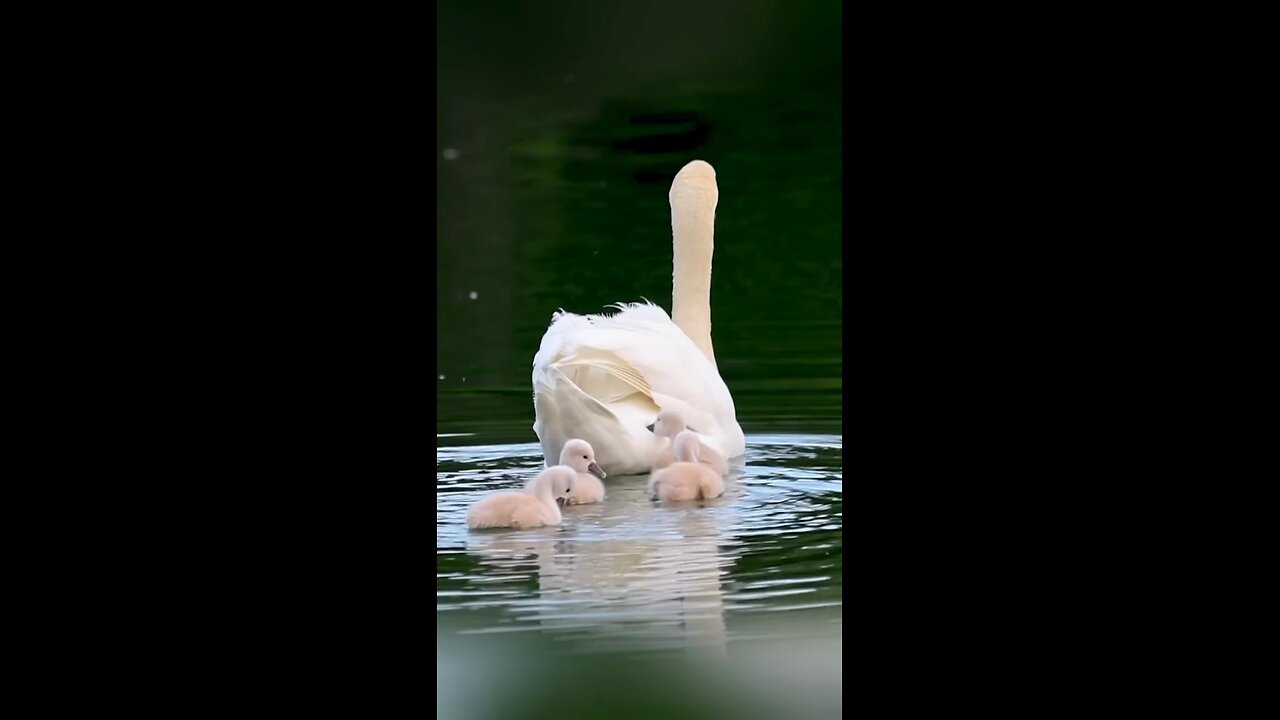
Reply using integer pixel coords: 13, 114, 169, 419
468, 291, 478, 299
443, 148, 460, 160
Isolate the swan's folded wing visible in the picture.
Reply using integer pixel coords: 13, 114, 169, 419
563, 304, 729, 407
534, 304, 704, 410
533, 302, 740, 458
551, 346, 652, 404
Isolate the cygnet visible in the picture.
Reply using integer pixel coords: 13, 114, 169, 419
559, 438, 607, 505
467, 466, 575, 530
647, 408, 728, 474
648, 431, 726, 502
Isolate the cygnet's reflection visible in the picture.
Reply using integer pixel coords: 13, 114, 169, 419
466, 467, 745, 655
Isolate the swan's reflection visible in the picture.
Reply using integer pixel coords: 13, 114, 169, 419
465, 468, 745, 655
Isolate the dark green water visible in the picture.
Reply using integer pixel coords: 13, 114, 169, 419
437, 3, 841, 718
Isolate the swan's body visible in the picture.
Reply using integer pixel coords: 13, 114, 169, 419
467, 466, 574, 530
649, 408, 728, 475
649, 431, 726, 502
532, 160, 745, 475
560, 438, 607, 506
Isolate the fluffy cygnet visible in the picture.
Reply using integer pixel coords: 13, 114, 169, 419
648, 431, 726, 502
467, 466, 575, 530
647, 408, 728, 474
560, 438, 607, 505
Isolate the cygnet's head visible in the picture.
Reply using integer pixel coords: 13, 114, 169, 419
537, 467, 575, 506
646, 409, 695, 439
560, 439, 606, 479
671, 431, 703, 463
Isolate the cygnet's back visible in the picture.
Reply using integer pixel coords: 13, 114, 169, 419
468, 467, 575, 529
649, 431, 725, 502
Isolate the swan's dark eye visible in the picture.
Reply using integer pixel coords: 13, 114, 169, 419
583, 455, 588, 459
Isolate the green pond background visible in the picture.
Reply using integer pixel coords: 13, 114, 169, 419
437, 2, 842, 718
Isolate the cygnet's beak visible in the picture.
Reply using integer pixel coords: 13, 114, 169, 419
556, 496, 566, 507
587, 462, 607, 480
646, 423, 655, 433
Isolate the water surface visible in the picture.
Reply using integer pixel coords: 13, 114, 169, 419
439, 433, 841, 643
437, 431, 842, 719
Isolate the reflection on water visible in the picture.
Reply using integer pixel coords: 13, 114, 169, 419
463, 481, 736, 655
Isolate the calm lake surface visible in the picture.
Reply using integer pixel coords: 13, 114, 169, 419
438, 2, 841, 718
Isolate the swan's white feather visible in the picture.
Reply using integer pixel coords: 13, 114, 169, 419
533, 301, 744, 475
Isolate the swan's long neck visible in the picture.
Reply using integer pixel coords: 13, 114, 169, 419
670, 170, 718, 367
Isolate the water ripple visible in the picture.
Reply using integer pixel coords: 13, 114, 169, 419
438, 433, 842, 653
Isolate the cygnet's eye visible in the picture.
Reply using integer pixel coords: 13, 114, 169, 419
583, 455, 588, 459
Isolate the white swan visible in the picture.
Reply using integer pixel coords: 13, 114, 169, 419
466, 466, 574, 530
560, 438, 607, 505
531, 159, 745, 475
648, 408, 728, 475
648, 431, 726, 502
